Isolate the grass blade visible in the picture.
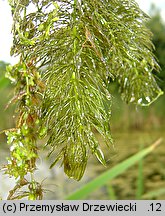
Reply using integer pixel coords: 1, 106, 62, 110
106, 182, 117, 200
136, 143, 144, 199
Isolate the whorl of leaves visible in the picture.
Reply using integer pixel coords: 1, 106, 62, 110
9, 0, 163, 180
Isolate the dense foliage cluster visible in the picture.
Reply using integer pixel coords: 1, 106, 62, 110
2, 0, 163, 199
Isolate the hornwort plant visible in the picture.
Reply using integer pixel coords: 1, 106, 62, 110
0, 0, 163, 199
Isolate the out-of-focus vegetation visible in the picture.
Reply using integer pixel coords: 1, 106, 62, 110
66, 138, 162, 200
0, 61, 14, 135
149, 4, 165, 92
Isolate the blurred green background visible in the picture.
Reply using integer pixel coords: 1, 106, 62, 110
0, 5, 165, 200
